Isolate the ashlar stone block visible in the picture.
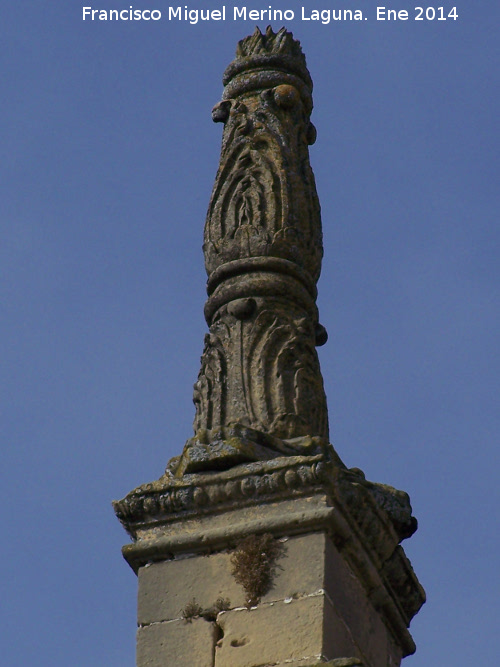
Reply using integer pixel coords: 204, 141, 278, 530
138, 552, 244, 625
137, 531, 331, 625
323, 537, 396, 667
136, 527, 408, 666
215, 595, 359, 667
137, 616, 217, 667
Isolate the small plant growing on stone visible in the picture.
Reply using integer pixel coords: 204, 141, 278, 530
202, 596, 231, 621
230, 533, 283, 607
181, 598, 203, 622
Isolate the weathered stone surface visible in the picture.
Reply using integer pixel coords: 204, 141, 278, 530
138, 532, 401, 667
137, 617, 217, 667
176, 426, 326, 476
137, 532, 333, 625
215, 595, 358, 667
324, 537, 394, 667
138, 553, 244, 625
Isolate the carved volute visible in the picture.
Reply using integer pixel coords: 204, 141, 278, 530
178, 27, 330, 475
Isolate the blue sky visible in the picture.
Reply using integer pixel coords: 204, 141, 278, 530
2, 1, 498, 664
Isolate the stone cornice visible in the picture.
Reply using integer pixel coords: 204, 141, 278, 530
113, 452, 333, 539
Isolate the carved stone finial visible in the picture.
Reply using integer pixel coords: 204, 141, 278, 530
176, 27, 329, 475
223, 26, 313, 110
113, 35, 425, 663
235, 25, 308, 61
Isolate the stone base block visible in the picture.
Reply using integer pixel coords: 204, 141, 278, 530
138, 532, 328, 625
135, 531, 406, 666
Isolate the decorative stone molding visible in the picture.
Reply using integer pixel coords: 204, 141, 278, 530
114, 450, 334, 536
